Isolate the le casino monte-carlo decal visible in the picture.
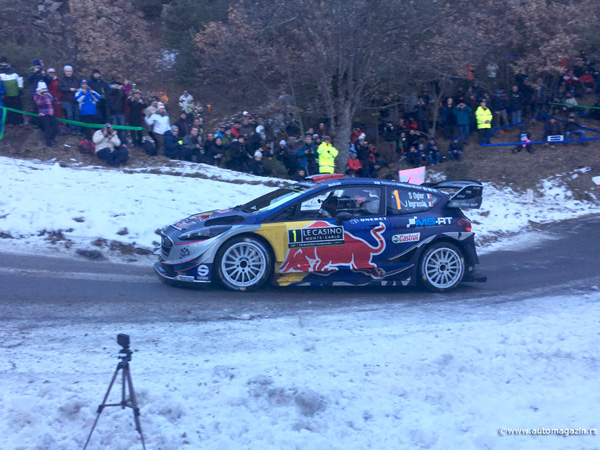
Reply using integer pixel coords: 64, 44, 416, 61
288, 225, 345, 248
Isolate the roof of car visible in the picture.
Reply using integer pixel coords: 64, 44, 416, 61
310, 176, 444, 194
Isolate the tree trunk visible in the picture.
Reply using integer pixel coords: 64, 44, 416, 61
333, 105, 352, 174
59, 0, 78, 65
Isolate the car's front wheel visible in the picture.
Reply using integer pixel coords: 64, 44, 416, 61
216, 236, 272, 291
419, 242, 465, 292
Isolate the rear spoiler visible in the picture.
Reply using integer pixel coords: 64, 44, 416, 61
426, 180, 483, 209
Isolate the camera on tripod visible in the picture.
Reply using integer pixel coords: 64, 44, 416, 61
83, 333, 146, 450
117, 333, 132, 362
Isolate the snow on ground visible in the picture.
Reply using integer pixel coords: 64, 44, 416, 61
0, 157, 274, 262
0, 156, 599, 262
0, 291, 599, 450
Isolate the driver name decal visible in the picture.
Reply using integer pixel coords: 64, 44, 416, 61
288, 226, 344, 248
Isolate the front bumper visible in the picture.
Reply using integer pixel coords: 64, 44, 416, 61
153, 261, 212, 284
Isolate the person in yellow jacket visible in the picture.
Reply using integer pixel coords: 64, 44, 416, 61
475, 100, 493, 143
317, 136, 339, 173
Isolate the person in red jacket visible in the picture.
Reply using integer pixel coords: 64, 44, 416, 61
345, 151, 362, 177
46, 68, 63, 118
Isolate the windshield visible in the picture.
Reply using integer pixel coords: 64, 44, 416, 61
240, 186, 311, 213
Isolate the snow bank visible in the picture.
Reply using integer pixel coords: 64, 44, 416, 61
0, 156, 599, 261
0, 157, 273, 259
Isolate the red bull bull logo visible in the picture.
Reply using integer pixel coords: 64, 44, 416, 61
279, 221, 386, 276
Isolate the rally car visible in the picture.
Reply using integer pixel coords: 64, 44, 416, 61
154, 174, 486, 292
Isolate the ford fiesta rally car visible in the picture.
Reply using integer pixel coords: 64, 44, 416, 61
154, 175, 486, 292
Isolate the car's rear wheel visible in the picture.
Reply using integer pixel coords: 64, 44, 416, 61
216, 236, 272, 291
419, 242, 465, 292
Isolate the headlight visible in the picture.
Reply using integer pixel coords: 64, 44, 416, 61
178, 225, 232, 241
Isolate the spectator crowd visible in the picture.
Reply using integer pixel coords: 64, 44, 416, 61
1, 55, 600, 176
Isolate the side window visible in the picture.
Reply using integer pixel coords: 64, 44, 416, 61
387, 187, 439, 215
297, 187, 382, 220
267, 204, 297, 222
297, 192, 334, 220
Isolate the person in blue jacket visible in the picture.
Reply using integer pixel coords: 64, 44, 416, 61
452, 102, 472, 142
75, 79, 101, 139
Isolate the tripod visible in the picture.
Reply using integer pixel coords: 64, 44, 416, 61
83, 344, 146, 450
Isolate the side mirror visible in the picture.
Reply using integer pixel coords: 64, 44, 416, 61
335, 212, 353, 225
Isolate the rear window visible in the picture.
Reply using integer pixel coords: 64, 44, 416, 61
387, 187, 440, 215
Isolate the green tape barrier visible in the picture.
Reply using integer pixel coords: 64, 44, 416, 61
0, 107, 5, 141
0, 105, 144, 141
551, 102, 600, 110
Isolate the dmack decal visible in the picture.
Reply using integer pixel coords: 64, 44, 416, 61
279, 221, 386, 275
392, 232, 420, 243
349, 217, 386, 224
406, 216, 452, 228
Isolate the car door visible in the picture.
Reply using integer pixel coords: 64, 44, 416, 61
274, 185, 386, 276
385, 185, 443, 259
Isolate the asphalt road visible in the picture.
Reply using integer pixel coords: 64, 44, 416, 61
1, 216, 598, 325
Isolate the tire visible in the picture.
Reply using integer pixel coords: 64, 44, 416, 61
215, 236, 272, 292
419, 242, 465, 293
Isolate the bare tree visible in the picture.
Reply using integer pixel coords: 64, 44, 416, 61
196, 0, 444, 170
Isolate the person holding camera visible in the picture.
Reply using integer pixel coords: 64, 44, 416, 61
75, 79, 101, 139
452, 101, 472, 142
26, 59, 52, 101
26, 59, 53, 127
317, 135, 339, 174
93, 123, 128, 166
89, 69, 109, 123
297, 134, 316, 175
107, 80, 127, 141
126, 89, 147, 147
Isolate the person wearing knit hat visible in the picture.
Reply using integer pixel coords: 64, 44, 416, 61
44, 68, 63, 119
164, 124, 193, 161
93, 122, 128, 167
126, 88, 148, 147
58, 65, 79, 132
89, 68, 109, 123
249, 148, 266, 176
33, 80, 59, 148
145, 100, 171, 153
0, 56, 24, 125
25, 58, 52, 102
317, 135, 339, 174
75, 79, 102, 139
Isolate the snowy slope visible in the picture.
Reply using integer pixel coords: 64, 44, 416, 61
0, 157, 274, 260
0, 291, 599, 449
1, 156, 599, 261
